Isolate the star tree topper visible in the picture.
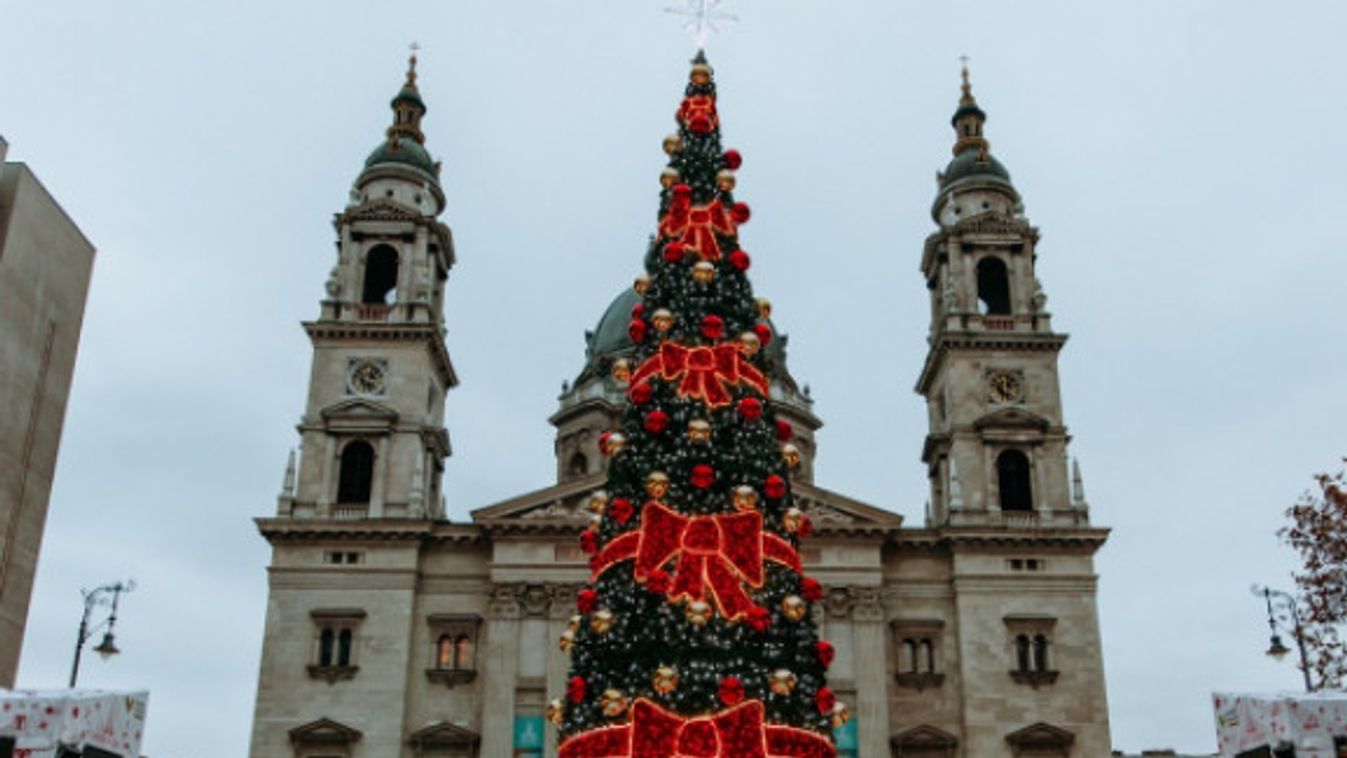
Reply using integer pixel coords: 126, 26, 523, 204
664, 0, 738, 48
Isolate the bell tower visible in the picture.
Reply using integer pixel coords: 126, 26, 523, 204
915, 64, 1088, 529
280, 50, 457, 521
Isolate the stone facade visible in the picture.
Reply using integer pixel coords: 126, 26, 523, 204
250, 65, 1111, 757
0, 137, 96, 688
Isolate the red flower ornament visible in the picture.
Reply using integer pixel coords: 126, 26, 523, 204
764, 474, 787, 500
775, 419, 793, 442
610, 498, 634, 525
738, 397, 763, 421
797, 514, 814, 538
753, 322, 772, 347
629, 319, 648, 343
629, 383, 653, 405
664, 242, 687, 262
816, 640, 836, 669
815, 687, 836, 714
719, 677, 745, 706
731, 202, 752, 224
801, 577, 824, 602
746, 605, 771, 632
724, 149, 743, 170
701, 314, 725, 340
691, 464, 715, 489
729, 249, 751, 271
577, 588, 599, 614
645, 409, 670, 434
568, 675, 587, 703
579, 530, 598, 555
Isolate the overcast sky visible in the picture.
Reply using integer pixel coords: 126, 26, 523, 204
5, 1, 1347, 755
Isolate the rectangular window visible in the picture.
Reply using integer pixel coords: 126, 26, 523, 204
514, 714, 544, 758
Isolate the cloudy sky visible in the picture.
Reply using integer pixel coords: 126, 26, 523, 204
5, 0, 1347, 754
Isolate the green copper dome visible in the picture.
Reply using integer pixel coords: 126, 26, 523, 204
364, 137, 437, 177
941, 147, 1012, 188
586, 288, 787, 366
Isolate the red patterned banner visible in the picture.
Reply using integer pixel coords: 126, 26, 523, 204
630, 342, 768, 409
559, 698, 834, 758
592, 503, 801, 622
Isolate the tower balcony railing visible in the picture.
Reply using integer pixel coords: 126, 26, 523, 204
352, 303, 392, 322
332, 503, 370, 520
981, 314, 1016, 331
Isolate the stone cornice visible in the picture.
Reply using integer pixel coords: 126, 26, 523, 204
256, 517, 481, 544
303, 320, 458, 388
888, 526, 1109, 553
916, 332, 1068, 395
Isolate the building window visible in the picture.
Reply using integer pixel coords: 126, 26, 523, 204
976, 256, 1011, 315
362, 244, 399, 304
1005, 615, 1058, 688
337, 441, 375, 505
997, 449, 1033, 511
892, 619, 945, 691
425, 614, 482, 687
307, 609, 365, 683
567, 452, 588, 477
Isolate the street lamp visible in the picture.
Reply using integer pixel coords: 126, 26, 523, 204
1251, 583, 1313, 692
70, 580, 134, 688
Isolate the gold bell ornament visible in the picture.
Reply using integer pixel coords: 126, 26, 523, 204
646, 471, 671, 500
651, 308, 675, 333
731, 485, 759, 512
601, 689, 629, 718
692, 261, 716, 284
781, 595, 807, 622
687, 418, 712, 443
652, 665, 680, 694
770, 669, 797, 695
685, 599, 713, 626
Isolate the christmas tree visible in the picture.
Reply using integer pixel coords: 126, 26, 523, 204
550, 52, 843, 758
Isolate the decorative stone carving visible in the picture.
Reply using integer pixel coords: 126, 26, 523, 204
325, 266, 343, 297
825, 587, 854, 620
809, 502, 857, 525
488, 584, 521, 619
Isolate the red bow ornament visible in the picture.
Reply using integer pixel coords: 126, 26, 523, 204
558, 698, 835, 758
630, 342, 768, 409
678, 95, 720, 133
660, 199, 736, 261
592, 502, 801, 622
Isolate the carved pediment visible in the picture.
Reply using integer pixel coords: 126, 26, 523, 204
892, 723, 959, 751
973, 406, 1051, 432
792, 482, 904, 533
407, 721, 480, 749
339, 198, 425, 224
319, 398, 399, 433
1004, 722, 1074, 749
289, 717, 362, 746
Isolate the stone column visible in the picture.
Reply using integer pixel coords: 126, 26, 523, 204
851, 587, 889, 758
481, 584, 521, 758
370, 436, 389, 516
545, 585, 578, 758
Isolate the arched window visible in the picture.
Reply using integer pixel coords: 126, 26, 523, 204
920, 639, 935, 673
903, 638, 918, 673
1033, 634, 1050, 672
997, 450, 1033, 512
1015, 634, 1031, 673
337, 441, 374, 505
319, 628, 335, 667
337, 629, 353, 667
361, 245, 399, 305
568, 452, 588, 477
976, 257, 1011, 315
436, 635, 453, 669
454, 634, 474, 671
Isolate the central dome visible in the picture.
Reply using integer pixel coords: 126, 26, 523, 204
584, 288, 787, 368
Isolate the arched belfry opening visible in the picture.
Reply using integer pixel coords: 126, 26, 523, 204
362, 245, 399, 305
976, 257, 1011, 315
337, 441, 375, 504
997, 449, 1033, 511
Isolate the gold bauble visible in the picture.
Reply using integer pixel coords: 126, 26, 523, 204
691, 261, 716, 284
558, 629, 576, 652
605, 432, 627, 456
685, 599, 713, 626
634, 275, 651, 296
601, 689, 629, 718
567, 614, 583, 633
755, 297, 772, 320
588, 512, 603, 528
770, 669, 797, 695
783, 507, 806, 534
588, 490, 610, 513
590, 609, 615, 634
652, 665, 680, 694
646, 471, 671, 500
830, 702, 851, 728
731, 485, 759, 512
716, 169, 737, 191
690, 64, 712, 85
660, 167, 681, 189
687, 418, 712, 443
612, 359, 632, 383
651, 308, 675, 333
781, 443, 801, 469
738, 331, 761, 356
546, 698, 565, 726
662, 134, 684, 155
781, 594, 807, 622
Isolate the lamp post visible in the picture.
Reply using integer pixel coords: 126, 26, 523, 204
70, 580, 134, 688
1251, 583, 1313, 692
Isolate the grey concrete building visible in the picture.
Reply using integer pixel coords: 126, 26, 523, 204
250, 63, 1112, 758
0, 137, 96, 688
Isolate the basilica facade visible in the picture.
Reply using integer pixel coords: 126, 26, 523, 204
248, 57, 1111, 758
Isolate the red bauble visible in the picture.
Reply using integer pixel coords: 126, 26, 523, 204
719, 677, 745, 706
815, 687, 836, 714
579, 529, 598, 555
689, 114, 713, 133
728, 250, 750, 271
646, 568, 671, 593
753, 322, 772, 346
801, 577, 824, 602
701, 314, 724, 340
816, 641, 836, 669
629, 319, 648, 343
598, 431, 612, 453
798, 514, 815, 538
631, 303, 645, 318
764, 474, 787, 500
746, 605, 771, 632
731, 202, 751, 223
724, 149, 743, 170
577, 588, 599, 614
644, 409, 669, 434
568, 676, 587, 703
775, 419, 793, 442
691, 464, 715, 489
673, 183, 692, 198
664, 242, 686, 262
610, 497, 634, 525
737, 397, 763, 421
629, 382, 653, 405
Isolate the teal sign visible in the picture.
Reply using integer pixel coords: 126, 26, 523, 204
514, 715, 545, 749
835, 718, 859, 751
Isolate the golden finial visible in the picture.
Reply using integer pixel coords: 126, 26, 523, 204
959, 55, 974, 105
406, 41, 420, 87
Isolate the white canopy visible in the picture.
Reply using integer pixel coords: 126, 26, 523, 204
1214, 691, 1347, 756
0, 689, 148, 757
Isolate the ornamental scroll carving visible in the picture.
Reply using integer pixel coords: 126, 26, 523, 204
823, 585, 885, 622
487, 582, 584, 620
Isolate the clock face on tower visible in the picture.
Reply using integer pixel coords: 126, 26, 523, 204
987, 370, 1024, 405
347, 358, 388, 396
